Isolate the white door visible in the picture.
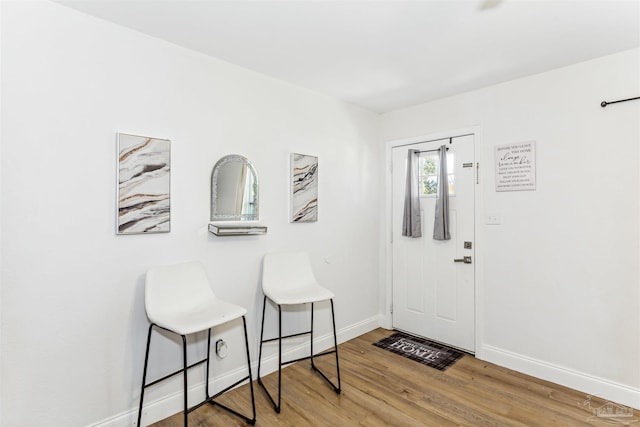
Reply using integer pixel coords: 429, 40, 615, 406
392, 135, 475, 352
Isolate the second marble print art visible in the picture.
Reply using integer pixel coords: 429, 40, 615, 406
290, 153, 318, 222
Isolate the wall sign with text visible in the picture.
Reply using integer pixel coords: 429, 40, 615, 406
494, 141, 536, 192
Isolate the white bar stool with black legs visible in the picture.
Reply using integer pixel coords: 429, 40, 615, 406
137, 261, 256, 427
257, 251, 341, 413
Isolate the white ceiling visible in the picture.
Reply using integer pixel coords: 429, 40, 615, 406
57, 0, 640, 113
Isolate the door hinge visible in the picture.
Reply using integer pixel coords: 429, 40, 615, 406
476, 162, 480, 184
390, 303, 393, 314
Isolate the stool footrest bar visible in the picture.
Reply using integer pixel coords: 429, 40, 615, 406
281, 349, 337, 367
261, 330, 312, 343
144, 358, 208, 389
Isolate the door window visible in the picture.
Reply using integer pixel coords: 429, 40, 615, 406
418, 153, 455, 197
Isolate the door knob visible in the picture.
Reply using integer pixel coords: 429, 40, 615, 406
453, 256, 472, 264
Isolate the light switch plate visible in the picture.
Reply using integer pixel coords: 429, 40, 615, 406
486, 213, 502, 225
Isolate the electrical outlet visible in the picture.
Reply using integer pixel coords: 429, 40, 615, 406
215, 339, 228, 359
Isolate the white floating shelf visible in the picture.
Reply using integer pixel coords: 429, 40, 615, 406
208, 222, 267, 236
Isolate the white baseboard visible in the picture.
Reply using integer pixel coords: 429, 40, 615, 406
339, 313, 385, 343
91, 314, 383, 427
480, 344, 640, 410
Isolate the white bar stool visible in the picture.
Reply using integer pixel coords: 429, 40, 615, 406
137, 261, 256, 426
257, 251, 341, 413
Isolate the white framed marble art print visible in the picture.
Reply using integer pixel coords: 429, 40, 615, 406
290, 153, 318, 222
117, 133, 171, 234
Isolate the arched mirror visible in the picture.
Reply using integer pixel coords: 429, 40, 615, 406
210, 154, 259, 221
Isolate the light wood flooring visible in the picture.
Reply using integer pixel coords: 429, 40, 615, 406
151, 328, 635, 426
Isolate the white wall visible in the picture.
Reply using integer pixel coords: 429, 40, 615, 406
381, 48, 640, 408
0, 2, 382, 426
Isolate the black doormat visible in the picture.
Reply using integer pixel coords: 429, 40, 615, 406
373, 332, 466, 371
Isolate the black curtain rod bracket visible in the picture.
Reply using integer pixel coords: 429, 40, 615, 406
600, 96, 640, 108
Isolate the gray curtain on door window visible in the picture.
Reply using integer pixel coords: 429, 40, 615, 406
402, 149, 422, 238
433, 145, 451, 240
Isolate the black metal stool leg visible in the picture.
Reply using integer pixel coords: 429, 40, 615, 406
257, 296, 281, 412
257, 296, 273, 409
182, 335, 188, 427
205, 329, 212, 398
330, 299, 342, 393
307, 299, 341, 394
242, 316, 257, 424
310, 303, 315, 370
203, 318, 256, 424
137, 323, 154, 427
277, 304, 282, 413
257, 296, 267, 381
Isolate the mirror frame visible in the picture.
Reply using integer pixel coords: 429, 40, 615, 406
210, 154, 259, 221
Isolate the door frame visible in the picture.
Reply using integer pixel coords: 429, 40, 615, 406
383, 126, 485, 358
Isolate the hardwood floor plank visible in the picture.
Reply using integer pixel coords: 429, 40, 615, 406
448, 358, 596, 425
149, 329, 633, 426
